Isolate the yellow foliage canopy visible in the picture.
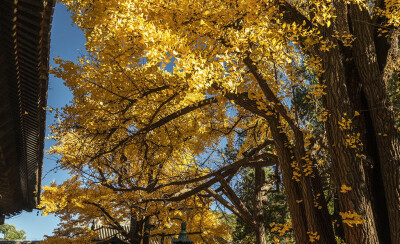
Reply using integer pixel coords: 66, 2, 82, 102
45, 0, 400, 243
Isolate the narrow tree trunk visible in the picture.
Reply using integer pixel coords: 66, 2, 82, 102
268, 116, 309, 243
269, 115, 335, 243
254, 165, 267, 244
311, 167, 336, 243
292, 131, 336, 244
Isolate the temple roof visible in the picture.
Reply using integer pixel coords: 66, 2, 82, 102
0, 0, 54, 216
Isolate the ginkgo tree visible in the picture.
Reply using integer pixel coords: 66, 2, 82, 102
39, 151, 231, 243
47, 0, 400, 243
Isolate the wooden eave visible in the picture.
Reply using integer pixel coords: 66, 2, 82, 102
0, 0, 54, 216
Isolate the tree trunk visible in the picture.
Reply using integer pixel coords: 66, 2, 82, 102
348, 5, 400, 243
254, 165, 267, 244
128, 217, 144, 244
268, 116, 309, 243
332, 192, 345, 240
292, 130, 336, 244
321, 30, 380, 244
318, 4, 381, 242
311, 167, 336, 243
268, 115, 335, 243
280, 1, 394, 243
160, 233, 165, 244
143, 217, 150, 244
228, 73, 334, 243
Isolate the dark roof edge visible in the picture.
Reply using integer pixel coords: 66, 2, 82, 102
34, 0, 56, 210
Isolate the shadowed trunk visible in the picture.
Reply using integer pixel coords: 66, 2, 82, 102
268, 115, 335, 243
254, 165, 267, 244
348, 5, 400, 243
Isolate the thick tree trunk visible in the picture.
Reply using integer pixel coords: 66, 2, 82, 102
255, 221, 267, 244
322, 46, 380, 244
143, 217, 150, 244
273, 1, 399, 243
279, 1, 391, 243
324, 93, 379, 244
318, 4, 380, 242
348, 5, 400, 243
128, 217, 145, 244
323, 60, 379, 244
339, 34, 391, 242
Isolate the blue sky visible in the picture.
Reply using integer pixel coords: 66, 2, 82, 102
6, 3, 86, 240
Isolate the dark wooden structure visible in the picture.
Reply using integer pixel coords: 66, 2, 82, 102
0, 0, 54, 219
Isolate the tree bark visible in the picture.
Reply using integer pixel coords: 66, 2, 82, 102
332, 192, 345, 240
143, 217, 150, 244
293, 134, 336, 244
321, 30, 380, 244
278, 1, 388, 243
254, 165, 267, 244
128, 216, 144, 244
268, 116, 309, 243
348, 5, 400, 243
